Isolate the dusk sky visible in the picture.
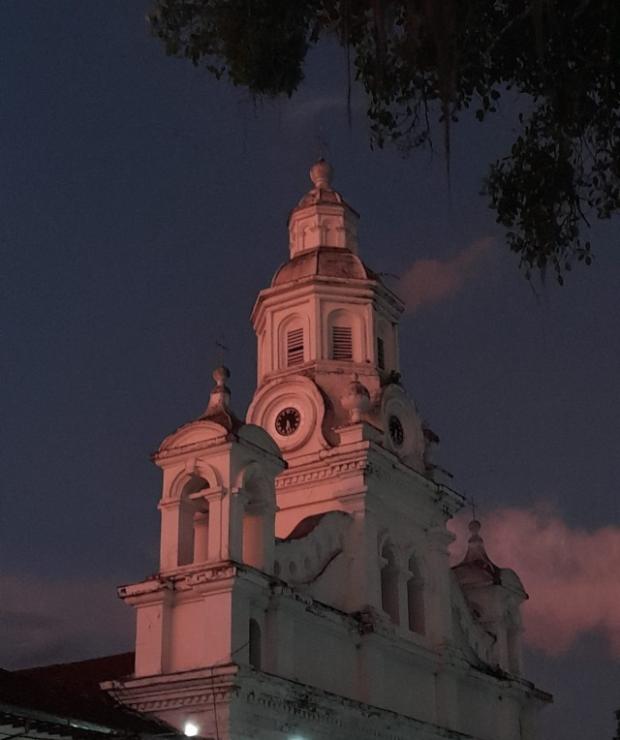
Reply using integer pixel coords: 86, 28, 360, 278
2, 3, 619, 739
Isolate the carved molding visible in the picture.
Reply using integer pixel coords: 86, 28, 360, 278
127, 687, 235, 712
276, 458, 369, 489
186, 565, 237, 586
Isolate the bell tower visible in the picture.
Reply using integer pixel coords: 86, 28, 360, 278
251, 160, 402, 387
248, 159, 429, 472
118, 368, 285, 678
111, 160, 550, 740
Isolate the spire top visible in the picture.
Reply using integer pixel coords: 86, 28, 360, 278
457, 517, 501, 581
212, 365, 230, 388
309, 158, 333, 190
201, 365, 241, 431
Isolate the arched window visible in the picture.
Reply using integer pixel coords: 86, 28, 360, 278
377, 336, 385, 370
287, 327, 304, 366
177, 475, 209, 567
279, 315, 306, 369
249, 618, 262, 670
380, 543, 400, 625
327, 308, 361, 362
331, 325, 353, 360
407, 555, 425, 634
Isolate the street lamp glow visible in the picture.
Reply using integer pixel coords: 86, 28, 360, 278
184, 721, 199, 737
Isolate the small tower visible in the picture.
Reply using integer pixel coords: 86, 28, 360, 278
453, 518, 528, 674
248, 160, 418, 468
118, 368, 285, 678
110, 162, 550, 740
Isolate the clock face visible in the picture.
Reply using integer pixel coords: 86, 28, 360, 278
388, 415, 404, 447
275, 407, 301, 436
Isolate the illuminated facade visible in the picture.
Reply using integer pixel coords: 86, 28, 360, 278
105, 162, 550, 739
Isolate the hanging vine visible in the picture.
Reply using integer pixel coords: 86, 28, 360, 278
149, 0, 620, 282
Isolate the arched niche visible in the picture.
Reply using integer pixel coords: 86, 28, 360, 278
379, 538, 400, 625
177, 474, 210, 567
277, 313, 308, 369
168, 462, 221, 501
407, 554, 426, 635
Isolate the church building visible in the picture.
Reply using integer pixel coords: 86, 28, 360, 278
101, 161, 551, 739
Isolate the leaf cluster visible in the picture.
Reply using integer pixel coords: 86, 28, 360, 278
149, 0, 620, 281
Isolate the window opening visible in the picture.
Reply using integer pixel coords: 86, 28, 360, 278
332, 326, 353, 360
407, 556, 425, 634
177, 476, 209, 567
287, 328, 304, 366
377, 337, 385, 369
249, 619, 262, 669
380, 544, 400, 625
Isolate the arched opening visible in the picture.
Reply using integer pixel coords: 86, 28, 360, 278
249, 618, 262, 670
177, 475, 209, 567
331, 325, 353, 360
380, 542, 400, 625
279, 315, 306, 369
407, 555, 425, 634
377, 336, 385, 370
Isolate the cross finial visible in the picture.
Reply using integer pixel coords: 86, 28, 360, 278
471, 497, 477, 522
316, 127, 329, 162
215, 334, 229, 366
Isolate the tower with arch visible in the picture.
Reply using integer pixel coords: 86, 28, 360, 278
113, 162, 550, 740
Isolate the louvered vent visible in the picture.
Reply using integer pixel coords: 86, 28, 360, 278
332, 326, 353, 360
287, 328, 304, 366
377, 337, 385, 369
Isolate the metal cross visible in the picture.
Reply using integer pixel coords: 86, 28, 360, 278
316, 128, 329, 161
215, 334, 229, 366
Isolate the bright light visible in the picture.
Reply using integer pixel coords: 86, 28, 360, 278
184, 721, 199, 737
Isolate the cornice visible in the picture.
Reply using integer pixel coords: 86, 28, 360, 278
276, 456, 369, 489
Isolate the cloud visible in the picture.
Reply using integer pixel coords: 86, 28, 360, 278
400, 237, 494, 313
449, 505, 620, 656
0, 573, 133, 669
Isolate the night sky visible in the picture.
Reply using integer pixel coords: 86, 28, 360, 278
2, 3, 619, 739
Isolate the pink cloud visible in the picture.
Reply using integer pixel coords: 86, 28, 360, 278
401, 237, 494, 313
449, 506, 620, 656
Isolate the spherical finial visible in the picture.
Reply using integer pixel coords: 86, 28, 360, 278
213, 365, 231, 387
309, 158, 333, 190
468, 519, 481, 535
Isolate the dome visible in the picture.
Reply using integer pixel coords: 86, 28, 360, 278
271, 246, 379, 287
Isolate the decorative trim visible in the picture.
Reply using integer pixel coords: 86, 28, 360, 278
276, 458, 370, 489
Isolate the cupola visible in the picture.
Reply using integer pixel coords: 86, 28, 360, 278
250, 159, 404, 390
287, 158, 359, 257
